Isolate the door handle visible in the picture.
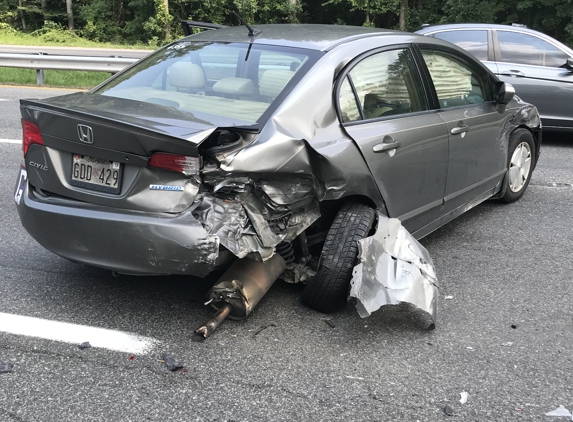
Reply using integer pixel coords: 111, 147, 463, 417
373, 140, 401, 153
500, 70, 525, 77
451, 125, 469, 135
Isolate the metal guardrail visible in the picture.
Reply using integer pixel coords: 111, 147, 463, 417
0, 53, 138, 86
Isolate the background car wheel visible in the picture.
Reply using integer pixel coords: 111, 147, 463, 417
301, 202, 376, 313
500, 128, 536, 203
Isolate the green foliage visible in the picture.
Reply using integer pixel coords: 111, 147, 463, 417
0, 0, 572, 45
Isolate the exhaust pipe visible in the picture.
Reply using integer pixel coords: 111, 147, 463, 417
193, 253, 286, 341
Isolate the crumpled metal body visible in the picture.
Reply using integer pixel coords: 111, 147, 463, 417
349, 214, 438, 324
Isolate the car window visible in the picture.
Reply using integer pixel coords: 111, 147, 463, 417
94, 42, 318, 126
421, 50, 491, 108
432, 30, 488, 61
338, 48, 426, 123
497, 31, 569, 67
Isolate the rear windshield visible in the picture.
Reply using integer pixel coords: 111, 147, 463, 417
93, 42, 320, 127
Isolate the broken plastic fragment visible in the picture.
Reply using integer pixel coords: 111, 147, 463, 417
546, 406, 572, 417
160, 352, 183, 371
459, 392, 468, 404
349, 214, 438, 324
0, 362, 14, 374
445, 295, 453, 300
78, 341, 91, 350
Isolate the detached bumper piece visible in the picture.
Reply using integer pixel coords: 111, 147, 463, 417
193, 254, 286, 341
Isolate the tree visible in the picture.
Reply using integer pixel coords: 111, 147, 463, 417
66, 0, 73, 29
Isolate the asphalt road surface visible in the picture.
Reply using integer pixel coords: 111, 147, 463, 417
0, 86, 572, 422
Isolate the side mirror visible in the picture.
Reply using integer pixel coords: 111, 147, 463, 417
565, 58, 573, 71
494, 81, 515, 105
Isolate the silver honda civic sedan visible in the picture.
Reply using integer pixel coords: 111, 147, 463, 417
14, 24, 540, 320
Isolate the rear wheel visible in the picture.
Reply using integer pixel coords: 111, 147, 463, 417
301, 202, 376, 313
500, 128, 536, 203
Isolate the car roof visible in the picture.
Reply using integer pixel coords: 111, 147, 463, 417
181, 24, 409, 51
416, 23, 548, 37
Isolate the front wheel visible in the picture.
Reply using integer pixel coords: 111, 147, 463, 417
500, 128, 536, 203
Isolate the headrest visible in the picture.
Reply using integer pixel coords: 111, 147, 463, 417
213, 77, 256, 96
167, 62, 206, 90
259, 70, 294, 99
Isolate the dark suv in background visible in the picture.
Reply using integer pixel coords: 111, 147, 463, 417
416, 23, 573, 134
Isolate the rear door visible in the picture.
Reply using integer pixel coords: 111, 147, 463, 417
417, 46, 508, 212
338, 46, 449, 233
493, 29, 573, 130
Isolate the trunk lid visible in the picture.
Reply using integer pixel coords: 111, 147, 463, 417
21, 93, 217, 213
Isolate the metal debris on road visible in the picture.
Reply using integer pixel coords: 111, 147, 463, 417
546, 405, 572, 417
459, 392, 469, 404
160, 352, 183, 371
78, 341, 91, 350
0, 362, 14, 373
443, 404, 454, 416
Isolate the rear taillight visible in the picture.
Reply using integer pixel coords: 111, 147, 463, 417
22, 119, 44, 157
149, 153, 200, 175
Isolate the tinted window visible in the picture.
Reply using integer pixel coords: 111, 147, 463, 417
338, 48, 426, 122
95, 42, 316, 125
433, 30, 488, 61
421, 50, 491, 108
498, 31, 569, 67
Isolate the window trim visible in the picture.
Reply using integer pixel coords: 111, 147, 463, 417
413, 43, 496, 112
333, 44, 431, 126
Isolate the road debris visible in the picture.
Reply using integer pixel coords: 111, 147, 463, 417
128, 355, 135, 361
459, 392, 469, 404
466, 347, 473, 350
511, 324, 517, 329
160, 352, 183, 371
78, 341, 91, 350
546, 405, 572, 417
443, 404, 454, 416
0, 362, 14, 374
254, 323, 277, 336
502, 342, 513, 347
323, 319, 336, 328
445, 295, 453, 300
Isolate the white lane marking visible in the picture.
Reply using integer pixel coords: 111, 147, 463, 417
0, 312, 160, 355
0, 139, 20, 144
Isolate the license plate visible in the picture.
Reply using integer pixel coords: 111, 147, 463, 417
70, 154, 122, 194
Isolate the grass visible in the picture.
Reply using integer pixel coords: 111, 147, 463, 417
0, 67, 111, 88
0, 31, 154, 50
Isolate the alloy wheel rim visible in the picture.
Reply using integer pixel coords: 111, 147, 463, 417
508, 142, 532, 192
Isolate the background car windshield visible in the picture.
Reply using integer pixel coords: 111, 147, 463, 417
94, 42, 313, 126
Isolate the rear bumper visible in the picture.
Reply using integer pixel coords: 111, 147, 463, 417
16, 181, 220, 276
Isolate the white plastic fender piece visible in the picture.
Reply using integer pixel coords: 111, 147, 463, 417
349, 214, 439, 325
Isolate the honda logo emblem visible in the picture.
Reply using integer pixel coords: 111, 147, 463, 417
77, 124, 94, 144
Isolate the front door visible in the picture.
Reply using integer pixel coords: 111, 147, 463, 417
418, 47, 509, 212
494, 29, 573, 130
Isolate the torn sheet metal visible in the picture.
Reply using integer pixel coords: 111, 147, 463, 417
349, 213, 438, 324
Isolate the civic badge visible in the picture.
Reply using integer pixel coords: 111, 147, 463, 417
77, 124, 94, 144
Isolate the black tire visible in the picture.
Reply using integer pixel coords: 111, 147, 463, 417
301, 202, 376, 313
500, 128, 536, 203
